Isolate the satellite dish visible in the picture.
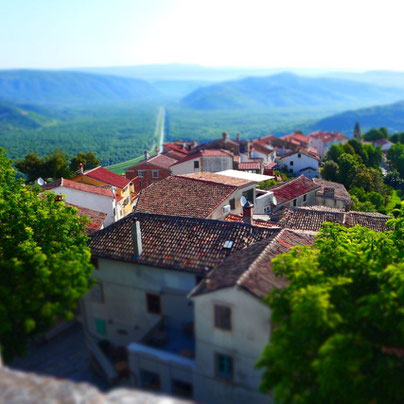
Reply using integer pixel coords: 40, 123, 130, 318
240, 195, 247, 206
272, 196, 278, 206
37, 177, 45, 186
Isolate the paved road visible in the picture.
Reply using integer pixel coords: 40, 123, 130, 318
11, 321, 110, 391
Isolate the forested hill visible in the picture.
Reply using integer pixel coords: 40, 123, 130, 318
181, 72, 404, 110
309, 100, 404, 133
0, 70, 161, 105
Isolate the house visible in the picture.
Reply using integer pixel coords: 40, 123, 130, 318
313, 178, 353, 210
170, 149, 234, 176
373, 138, 393, 152
309, 131, 348, 158
268, 175, 321, 211
277, 148, 320, 178
280, 132, 312, 149
42, 178, 119, 226
125, 153, 177, 193
189, 229, 315, 403
271, 206, 390, 232
136, 172, 256, 220
193, 132, 240, 156
71, 166, 133, 217
84, 212, 279, 400
237, 161, 262, 174
245, 141, 276, 164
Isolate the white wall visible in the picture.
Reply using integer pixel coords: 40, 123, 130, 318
49, 186, 116, 225
170, 157, 201, 176
192, 287, 272, 404
83, 259, 197, 346
279, 153, 319, 175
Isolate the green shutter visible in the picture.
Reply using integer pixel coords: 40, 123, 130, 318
95, 318, 106, 335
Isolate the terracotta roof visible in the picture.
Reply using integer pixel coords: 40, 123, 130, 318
251, 142, 273, 155
269, 175, 321, 204
164, 150, 189, 161
179, 172, 253, 187
43, 178, 114, 198
171, 149, 232, 166
373, 138, 392, 146
281, 133, 311, 145
272, 206, 390, 232
345, 211, 391, 232
278, 148, 320, 162
224, 214, 279, 228
89, 212, 279, 273
66, 203, 107, 234
309, 131, 347, 143
84, 166, 131, 189
313, 178, 353, 205
191, 229, 314, 299
238, 162, 261, 170
127, 154, 177, 170
163, 142, 191, 154
136, 176, 237, 218
259, 135, 278, 143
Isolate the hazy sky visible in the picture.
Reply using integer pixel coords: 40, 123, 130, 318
1, 0, 403, 70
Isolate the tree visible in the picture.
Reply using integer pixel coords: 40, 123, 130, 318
320, 160, 339, 182
14, 152, 46, 182
0, 149, 94, 362
70, 152, 100, 173
387, 143, 404, 178
364, 127, 388, 142
257, 218, 404, 403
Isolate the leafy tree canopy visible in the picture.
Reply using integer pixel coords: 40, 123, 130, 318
387, 143, 404, 178
0, 149, 94, 362
364, 127, 389, 141
69, 152, 100, 173
258, 218, 404, 403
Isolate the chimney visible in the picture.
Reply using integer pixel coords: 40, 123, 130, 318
144, 150, 150, 160
323, 187, 335, 198
132, 219, 142, 258
242, 200, 254, 225
222, 132, 229, 142
79, 163, 84, 174
155, 146, 160, 155
236, 133, 241, 143
247, 140, 252, 158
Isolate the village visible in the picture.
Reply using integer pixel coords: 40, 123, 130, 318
31, 128, 393, 403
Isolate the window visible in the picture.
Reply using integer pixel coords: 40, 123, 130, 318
229, 198, 236, 210
138, 170, 144, 178
141, 370, 161, 391
172, 380, 193, 398
290, 161, 294, 166
303, 194, 307, 202
146, 292, 161, 315
194, 160, 200, 169
293, 199, 297, 206
152, 170, 159, 179
195, 275, 204, 285
90, 282, 104, 303
215, 353, 233, 380
90, 257, 99, 269
298, 153, 301, 158
95, 318, 106, 335
214, 304, 232, 331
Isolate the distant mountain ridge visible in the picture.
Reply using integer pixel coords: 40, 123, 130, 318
181, 73, 404, 110
308, 100, 404, 134
0, 70, 161, 105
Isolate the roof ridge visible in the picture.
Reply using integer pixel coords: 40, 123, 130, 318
236, 228, 284, 288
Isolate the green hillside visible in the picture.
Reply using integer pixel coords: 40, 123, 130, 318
0, 70, 161, 105
182, 73, 404, 110
0, 101, 158, 165
309, 100, 404, 134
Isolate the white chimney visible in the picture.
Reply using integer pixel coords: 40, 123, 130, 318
79, 163, 84, 174
132, 220, 142, 258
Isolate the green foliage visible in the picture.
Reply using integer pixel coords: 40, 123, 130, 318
257, 219, 404, 403
387, 143, 404, 178
258, 179, 280, 189
69, 152, 100, 173
320, 160, 339, 182
0, 149, 94, 362
364, 127, 388, 141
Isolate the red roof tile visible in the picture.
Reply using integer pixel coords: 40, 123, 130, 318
89, 212, 279, 273
309, 131, 347, 143
180, 172, 253, 187
278, 148, 320, 162
191, 229, 315, 299
66, 203, 107, 234
281, 133, 311, 145
269, 175, 321, 204
127, 154, 177, 170
225, 214, 279, 228
171, 149, 232, 166
136, 176, 237, 218
238, 162, 261, 170
84, 166, 131, 189
43, 178, 115, 198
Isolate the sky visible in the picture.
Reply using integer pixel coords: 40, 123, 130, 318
1, 0, 404, 71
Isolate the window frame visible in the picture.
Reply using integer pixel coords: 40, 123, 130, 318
138, 170, 145, 178
214, 304, 232, 331
194, 160, 200, 169
146, 292, 162, 315
152, 170, 159, 179
229, 198, 236, 210
214, 352, 234, 380
293, 199, 297, 207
